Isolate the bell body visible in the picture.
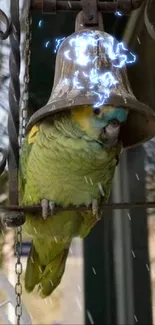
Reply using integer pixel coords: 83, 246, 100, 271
26, 29, 155, 148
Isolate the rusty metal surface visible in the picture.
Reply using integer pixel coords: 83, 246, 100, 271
82, 0, 98, 26
26, 29, 155, 148
75, 11, 104, 31
31, 0, 145, 14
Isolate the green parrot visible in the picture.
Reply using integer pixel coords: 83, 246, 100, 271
19, 104, 128, 298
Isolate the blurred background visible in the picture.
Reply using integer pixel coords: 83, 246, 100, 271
0, 0, 155, 324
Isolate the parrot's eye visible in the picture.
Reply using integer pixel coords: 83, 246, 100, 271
93, 108, 101, 115
109, 119, 120, 127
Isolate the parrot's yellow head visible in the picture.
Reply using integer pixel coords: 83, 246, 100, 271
72, 105, 128, 147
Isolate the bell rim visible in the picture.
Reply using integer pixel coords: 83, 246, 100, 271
26, 95, 155, 148
121, 130, 155, 149
26, 94, 155, 131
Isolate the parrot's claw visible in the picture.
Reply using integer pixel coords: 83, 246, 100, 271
41, 199, 48, 219
92, 199, 101, 220
49, 200, 55, 216
41, 199, 55, 219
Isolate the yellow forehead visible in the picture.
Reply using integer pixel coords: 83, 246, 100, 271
72, 105, 115, 120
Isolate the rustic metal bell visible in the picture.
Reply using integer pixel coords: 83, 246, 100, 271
27, 13, 155, 148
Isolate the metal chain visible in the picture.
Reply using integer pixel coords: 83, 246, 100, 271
19, 1, 32, 148
15, 2, 31, 324
15, 227, 23, 325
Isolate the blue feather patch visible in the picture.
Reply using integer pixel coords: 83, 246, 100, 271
104, 107, 128, 123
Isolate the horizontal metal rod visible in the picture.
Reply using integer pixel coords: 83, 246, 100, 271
0, 201, 155, 213
31, 0, 144, 14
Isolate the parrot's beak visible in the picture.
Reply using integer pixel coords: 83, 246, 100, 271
99, 125, 120, 148
99, 128, 105, 141
98, 128, 110, 147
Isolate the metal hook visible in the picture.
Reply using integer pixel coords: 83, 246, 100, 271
0, 9, 11, 40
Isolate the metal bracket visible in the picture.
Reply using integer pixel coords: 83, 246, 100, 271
82, 0, 98, 26
75, 11, 103, 31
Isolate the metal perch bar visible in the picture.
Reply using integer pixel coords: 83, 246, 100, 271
31, 0, 145, 14
0, 201, 155, 213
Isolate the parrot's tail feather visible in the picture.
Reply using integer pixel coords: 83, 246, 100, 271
25, 243, 44, 293
24, 242, 69, 298
39, 248, 69, 298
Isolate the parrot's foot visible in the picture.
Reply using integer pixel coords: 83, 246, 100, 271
92, 199, 101, 221
41, 199, 55, 219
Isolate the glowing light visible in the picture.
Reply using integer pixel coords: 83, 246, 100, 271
64, 50, 72, 60
73, 71, 84, 89
76, 53, 91, 66
77, 284, 81, 292
54, 37, 66, 53
135, 173, 140, 180
134, 315, 138, 323
99, 72, 118, 88
113, 42, 136, 67
132, 250, 136, 258
38, 20, 43, 28
87, 310, 94, 325
127, 212, 131, 220
60, 31, 136, 107
63, 78, 70, 86
71, 34, 94, 66
115, 11, 123, 16
45, 41, 51, 48
75, 296, 82, 310
103, 39, 136, 68
92, 267, 96, 275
